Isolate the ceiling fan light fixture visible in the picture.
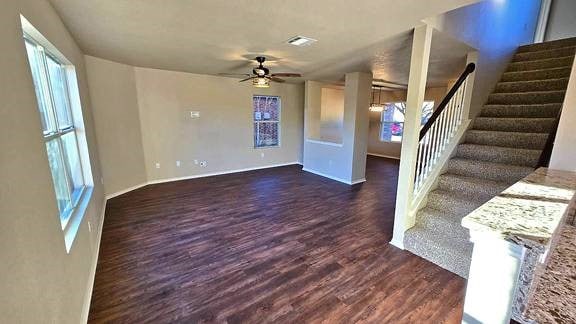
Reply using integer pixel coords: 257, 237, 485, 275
287, 36, 317, 47
253, 77, 270, 88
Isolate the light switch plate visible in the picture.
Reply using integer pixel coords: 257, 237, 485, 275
190, 111, 200, 118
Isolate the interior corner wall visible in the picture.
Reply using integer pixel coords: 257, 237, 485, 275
367, 86, 448, 159
425, 0, 542, 119
133, 67, 304, 182
85, 56, 147, 196
303, 73, 371, 184
545, 0, 576, 41
0, 1, 106, 323
549, 58, 576, 172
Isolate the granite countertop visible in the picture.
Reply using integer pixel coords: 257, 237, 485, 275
524, 223, 576, 323
462, 168, 576, 249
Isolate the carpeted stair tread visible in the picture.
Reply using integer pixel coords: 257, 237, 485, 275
447, 158, 534, 184
473, 117, 555, 133
480, 103, 562, 118
487, 90, 565, 105
494, 78, 570, 93
500, 67, 572, 82
465, 130, 548, 150
517, 37, 576, 53
456, 143, 541, 167
512, 46, 576, 62
437, 173, 510, 200
404, 225, 472, 278
507, 56, 574, 73
427, 189, 489, 216
415, 207, 470, 245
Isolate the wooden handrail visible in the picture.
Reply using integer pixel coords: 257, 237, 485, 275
419, 63, 476, 141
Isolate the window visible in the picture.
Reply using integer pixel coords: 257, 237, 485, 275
24, 31, 92, 251
253, 95, 280, 148
380, 101, 434, 142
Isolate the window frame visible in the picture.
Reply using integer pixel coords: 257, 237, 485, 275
23, 30, 92, 252
379, 101, 434, 143
253, 95, 281, 148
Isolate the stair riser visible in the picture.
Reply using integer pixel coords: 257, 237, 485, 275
404, 229, 472, 278
466, 131, 548, 150
418, 213, 470, 243
513, 47, 576, 62
517, 39, 576, 53
455, 145, 540, 168
480, 104, 561, 118
437, 176, 508, 200
473, 118, 555, 133
487, 92, 566, 105
447, 160, 534, 183
507, 57, 574, 72
501, 68, 572, 82
494, 79, 569, 93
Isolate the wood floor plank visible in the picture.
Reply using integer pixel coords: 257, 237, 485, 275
89, 157, 465, 323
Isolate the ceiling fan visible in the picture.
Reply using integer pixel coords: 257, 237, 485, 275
220, 56, 301, 88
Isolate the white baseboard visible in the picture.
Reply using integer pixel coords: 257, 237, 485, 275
147, 161, 301, 185
105, 182, 148, 200
81, 199, 107, 323
105, 162, 301, 200
367, 153, 400, 160
302, 167, 365, 185
390, 236, 405, 250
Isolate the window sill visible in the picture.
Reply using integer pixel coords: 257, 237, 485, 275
64, 186, 93, 253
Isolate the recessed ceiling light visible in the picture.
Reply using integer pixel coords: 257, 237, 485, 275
287, 36, 317, 47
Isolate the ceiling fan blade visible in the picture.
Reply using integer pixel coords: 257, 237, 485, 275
239, 76, 255, 82
268, 76, 286, 83
271, 73, 302, 78
218, 73, 252, 78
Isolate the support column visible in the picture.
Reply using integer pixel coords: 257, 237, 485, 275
391, 24, 433, 248
344, 72, 373, 184
463, 234, 525, 324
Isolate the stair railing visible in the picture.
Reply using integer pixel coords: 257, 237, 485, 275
414, 63, 476, 194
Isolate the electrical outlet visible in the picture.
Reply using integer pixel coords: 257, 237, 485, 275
200, 161, 207, 167
190, 111, 200, 118
155, 162, 161, 169
194, 159, 199, 165
100, 177, 104, 185
88, 221, 92, 233
176, 160, 181, 167
260, 152, 265, 158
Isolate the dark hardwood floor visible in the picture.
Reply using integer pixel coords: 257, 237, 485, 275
89, 156, 466, 323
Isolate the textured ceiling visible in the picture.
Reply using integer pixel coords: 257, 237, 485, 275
48, 0, 478, 84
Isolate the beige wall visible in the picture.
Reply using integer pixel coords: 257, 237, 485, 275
426, 0, 542, 118
545, 0, 576, 41
134, 67, 304, 182
368, 86, 447, 159
303, 73, 372, 184
550, 58, 576, 171
0, 1, 105, 323
85, 56, 147, 196
319, 87, 345, 143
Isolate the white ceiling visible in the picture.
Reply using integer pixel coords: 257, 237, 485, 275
48, 0, 478, 85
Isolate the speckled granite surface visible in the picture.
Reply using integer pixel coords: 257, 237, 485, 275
462, 168, 576, 248
462, 168, 576, 323
525, 224, 576, 323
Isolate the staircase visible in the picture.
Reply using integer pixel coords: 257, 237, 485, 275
404, 37, 576, 278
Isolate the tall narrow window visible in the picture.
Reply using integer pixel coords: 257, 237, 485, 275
253, 95, 280, 148
23, 30, 92, 251
380, 101, 434, 142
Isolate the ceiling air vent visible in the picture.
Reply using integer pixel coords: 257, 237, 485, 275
287, 36, 317, 47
